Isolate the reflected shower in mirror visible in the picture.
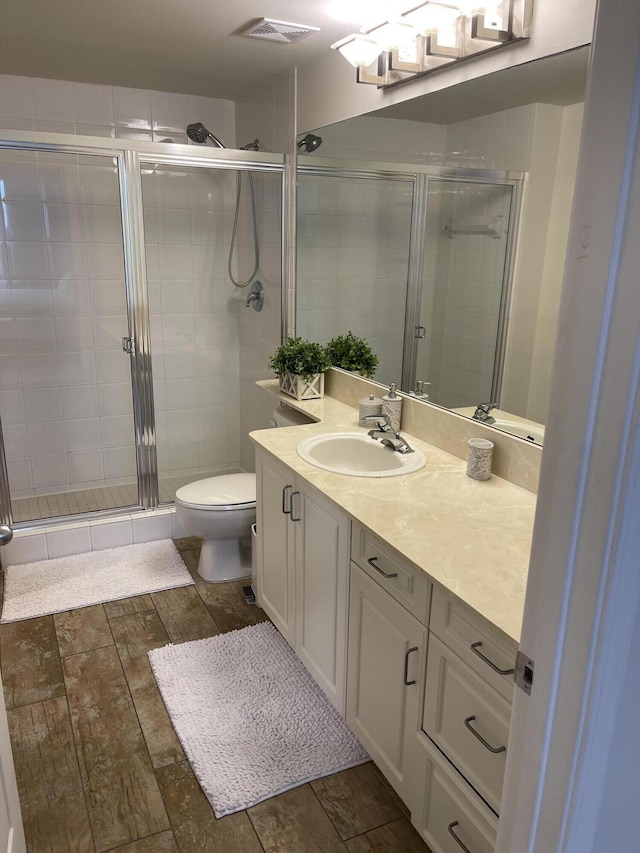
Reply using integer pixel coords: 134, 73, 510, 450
294, 49, 589, 445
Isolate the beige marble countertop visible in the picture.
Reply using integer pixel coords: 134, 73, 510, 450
250, 382, 536, 644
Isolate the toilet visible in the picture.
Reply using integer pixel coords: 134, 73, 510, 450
175, 473, 256, 583
175, 404, 313, 583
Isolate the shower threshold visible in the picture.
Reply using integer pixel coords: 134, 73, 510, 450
10, 471, 234, 524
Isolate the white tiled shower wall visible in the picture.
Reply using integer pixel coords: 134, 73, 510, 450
0, 75, 236, 145
0, 75, 242, 498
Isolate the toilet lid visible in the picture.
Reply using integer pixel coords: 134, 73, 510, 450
175, 473, 256, 510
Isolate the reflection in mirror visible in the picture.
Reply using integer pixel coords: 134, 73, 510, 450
297, 172, 414, 386
295, 49, 589, 445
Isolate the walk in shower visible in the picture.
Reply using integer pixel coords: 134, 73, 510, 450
0, 136, 284, 529
295, 161, 521, 410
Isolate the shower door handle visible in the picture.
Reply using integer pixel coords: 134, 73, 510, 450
415, 325, 426, 339
122, 337, 135, 354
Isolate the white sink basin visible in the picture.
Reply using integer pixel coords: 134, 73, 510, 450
297, 432, 426, 477
492, 419, 545, 443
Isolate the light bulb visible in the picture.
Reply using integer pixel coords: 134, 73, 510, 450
366, 20, 417, 50
331, 34, 385, 66
403, 2, 460, 37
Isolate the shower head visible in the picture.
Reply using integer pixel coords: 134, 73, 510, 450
297, 133, 323, 153
186, 122, 225, 148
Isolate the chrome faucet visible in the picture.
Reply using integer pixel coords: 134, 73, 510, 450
363, 415, 415, 454
363, 414, 393, 439
473, 402, 497, 424
380, 435, 415, 454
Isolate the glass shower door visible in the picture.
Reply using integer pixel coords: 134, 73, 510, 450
0, 148, 139, 523
414, 179, 515, 409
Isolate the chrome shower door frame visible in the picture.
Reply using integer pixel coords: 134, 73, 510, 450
0, 132, 286, 529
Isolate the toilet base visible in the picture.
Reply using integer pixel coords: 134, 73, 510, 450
197, 536, 252, 583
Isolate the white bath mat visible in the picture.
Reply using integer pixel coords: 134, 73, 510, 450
1, 539, 193, 623
148, 621, 369, 817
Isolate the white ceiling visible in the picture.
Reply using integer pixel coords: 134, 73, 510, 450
0, 0, 346, 101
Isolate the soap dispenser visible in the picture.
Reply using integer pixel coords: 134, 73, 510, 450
414, 380, 431, 401
382, 383, 402, 432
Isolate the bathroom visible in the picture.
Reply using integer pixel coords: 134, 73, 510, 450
1, 0, 639, 850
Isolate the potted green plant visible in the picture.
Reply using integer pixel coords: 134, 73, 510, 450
268, 337, 331, 400
325, 331, 379, 378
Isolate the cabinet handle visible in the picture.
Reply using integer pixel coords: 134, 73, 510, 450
367, 556, 398, 579
470, 641, 515, 676
290, 491, 301, 522
282, 484, 292, 515
464, 715, 506, 754
403, 646, 419, 686
448, 821, 472, 853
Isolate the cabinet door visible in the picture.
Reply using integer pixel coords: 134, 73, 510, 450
347, 563, 427, 812
256, 451, 296, 644
413, 733, 497, 853
295, 485, 350, 714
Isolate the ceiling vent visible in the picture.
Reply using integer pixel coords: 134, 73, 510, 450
240, 18, 320, 44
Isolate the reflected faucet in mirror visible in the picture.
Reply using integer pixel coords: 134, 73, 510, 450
472, 403, 498, 424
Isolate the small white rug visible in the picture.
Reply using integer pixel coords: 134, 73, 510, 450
1, 539, 193, 623
148, 621, 369, 817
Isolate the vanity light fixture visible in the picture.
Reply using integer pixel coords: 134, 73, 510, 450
330, 0, 533, 88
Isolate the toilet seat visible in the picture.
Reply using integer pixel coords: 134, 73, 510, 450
175, 473, 256, 512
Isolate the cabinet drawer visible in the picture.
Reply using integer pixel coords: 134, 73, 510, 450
351, 523, 430, 624
414, 733, 497, 853
430, 585, 517, 704
423, 634, 511, 815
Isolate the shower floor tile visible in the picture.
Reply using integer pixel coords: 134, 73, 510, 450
0, 538, 431, 853
10, 470, 233, 523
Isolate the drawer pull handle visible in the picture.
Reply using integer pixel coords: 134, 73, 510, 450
470, 641, 515, 676
282, 484, 292, 515
367, 556, 398, 579
403, 646, 419, 686
464, 715, 507, 754
290, 491, 301, 522
448, 821, 472, 853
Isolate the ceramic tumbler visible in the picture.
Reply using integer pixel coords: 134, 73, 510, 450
466, 438, 494, 480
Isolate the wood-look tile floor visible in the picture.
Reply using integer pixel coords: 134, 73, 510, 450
0, 538, 432, 853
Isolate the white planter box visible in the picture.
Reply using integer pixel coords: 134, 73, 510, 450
279, 372, 324, 401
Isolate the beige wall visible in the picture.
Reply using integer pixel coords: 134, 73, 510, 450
526, 102, 584, 423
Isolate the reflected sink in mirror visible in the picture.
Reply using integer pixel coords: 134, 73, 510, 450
492, 419, 545, 444
453, 407, 545, 444
297, 433, 426, 477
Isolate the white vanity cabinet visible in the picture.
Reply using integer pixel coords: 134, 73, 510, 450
255, 448, 350, 713
347, 529, 431, 814
413, 586, 519, 853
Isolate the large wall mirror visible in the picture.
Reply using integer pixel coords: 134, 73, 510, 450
295, 47, 589, 445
